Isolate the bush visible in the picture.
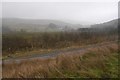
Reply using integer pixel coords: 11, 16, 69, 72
2, 31, 117, 55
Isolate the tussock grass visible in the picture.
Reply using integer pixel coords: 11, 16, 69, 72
2, 42, 118, 78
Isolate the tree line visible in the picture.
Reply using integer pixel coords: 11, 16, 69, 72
2, 30, 117, 55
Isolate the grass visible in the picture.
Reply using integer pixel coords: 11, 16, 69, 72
2, 42, 118, 78
2, 48, 54, 60
2, 44, 83, 60
2, 41, 117, 60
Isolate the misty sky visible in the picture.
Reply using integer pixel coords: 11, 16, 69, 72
2, 2, 118, 25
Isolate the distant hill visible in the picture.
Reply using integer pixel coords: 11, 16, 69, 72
91, 19, 118, 29
78, 19, 118, 33
4, 18, 117, 33
2, 18, 84, 33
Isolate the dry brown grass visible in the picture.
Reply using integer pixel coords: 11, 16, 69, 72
2, 42, 118, 78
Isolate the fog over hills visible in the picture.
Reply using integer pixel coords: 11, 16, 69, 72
3, 2, 117, 25
2, 2, 117, 33
89, 19, 118, 33
91, 19, 118, 29
2, 18, 85, 32
2, 18, 118, 34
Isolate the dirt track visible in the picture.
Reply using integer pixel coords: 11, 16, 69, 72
3, 41, 117, 64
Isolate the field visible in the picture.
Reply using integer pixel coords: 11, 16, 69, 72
2, 28, 118, 78
2, 42, 118, 78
